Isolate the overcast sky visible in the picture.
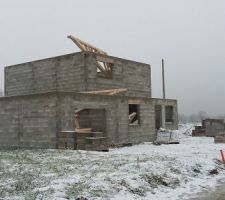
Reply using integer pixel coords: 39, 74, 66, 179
0, 0, 225, 115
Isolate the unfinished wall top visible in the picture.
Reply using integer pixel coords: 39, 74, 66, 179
5, 52, 151, 98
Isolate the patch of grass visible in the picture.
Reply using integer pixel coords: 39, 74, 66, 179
141, 173, 169, 188
66, 181, 89, 198
119, 179, 146, 196
66, 173, 109, 199
170, 167, 182, 174
24, 190, 40, 200
89, 187, 108, 198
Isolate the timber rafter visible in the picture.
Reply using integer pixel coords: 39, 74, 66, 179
67, 35, 113, 77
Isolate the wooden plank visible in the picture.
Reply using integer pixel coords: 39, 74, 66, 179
128, 99, 145, 104
108, 88, 127, 95
85, 137, 106, 140
67, 35, 108, 55
96, 56, 114, 64
74, 109, 86, 129
75, 128, 92, 133
75, 108, 85, 114
80, 88, 127, 95
96, 62, 109, 76
129, 112, 137, 123
92, 132, 104, 137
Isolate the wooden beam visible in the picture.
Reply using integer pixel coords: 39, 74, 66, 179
67, 35, 107, 55
128, 99, 145, 104
68, 35, 113, 77
79, 88, 127, 95
75, 108, 85, 114
96, 56, 114, 64
96, 61, 110, 76
108, 89, 126, 95
74, 109, 86, 129
75, 128, 92, 133
129, 112, 137, 123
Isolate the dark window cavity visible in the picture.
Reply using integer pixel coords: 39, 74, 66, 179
129, 104, 140, 125
165, 106, 173, 123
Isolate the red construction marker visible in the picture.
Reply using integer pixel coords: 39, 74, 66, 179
220, 150, 225, 163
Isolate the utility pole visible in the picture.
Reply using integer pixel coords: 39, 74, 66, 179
162, 59, 166, 99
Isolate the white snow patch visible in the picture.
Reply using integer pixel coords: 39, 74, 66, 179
0, 124, 225, 200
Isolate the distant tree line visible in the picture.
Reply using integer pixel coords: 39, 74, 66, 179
179, 111, 225, 123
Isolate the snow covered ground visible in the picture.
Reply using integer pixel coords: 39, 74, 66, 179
0, 124, 225, 200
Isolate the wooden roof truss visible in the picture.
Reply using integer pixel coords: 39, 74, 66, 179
67, 35, 113, 77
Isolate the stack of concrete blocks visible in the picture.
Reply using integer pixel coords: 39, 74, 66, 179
57, 130, 108, 151
214, 135, 225, 144
58, 131, 76, 149
76, 132, 92, 150
74, 108, 108, 151
192, 119, 225, 138
203, 119, 225, 137
192, 125, 206, 137
85, 132, 108, 151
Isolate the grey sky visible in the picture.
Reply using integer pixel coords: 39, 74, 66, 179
0, 0, 225, 115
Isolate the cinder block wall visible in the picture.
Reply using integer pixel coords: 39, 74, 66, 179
204, 120, 225, 137
85, 53, 151, 98
0, 94, 57, 148
5, 52, 86, 96
5, 52, 151, 98
59, 93, 156, 146
77, 109, 106, 132
128, 102, 156, 143
0, 93, 178, 149
153, 98, 178, 130
0, 98, 19, 147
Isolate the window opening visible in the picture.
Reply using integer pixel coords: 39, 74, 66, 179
96, 60, 113, 77
165, 106, 173, 123
129, 104, 140, 125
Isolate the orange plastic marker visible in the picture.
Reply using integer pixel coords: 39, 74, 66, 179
220, 150, 225, 163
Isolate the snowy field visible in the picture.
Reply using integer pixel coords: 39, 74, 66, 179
0, 124, 225, 200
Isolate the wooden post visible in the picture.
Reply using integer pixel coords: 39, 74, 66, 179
162, 59, 165, 99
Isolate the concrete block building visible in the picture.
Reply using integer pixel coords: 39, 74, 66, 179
0, 52, 178, 149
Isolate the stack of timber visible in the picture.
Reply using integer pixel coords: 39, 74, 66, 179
214, 135, 225, 144
58, 131, 76, 149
